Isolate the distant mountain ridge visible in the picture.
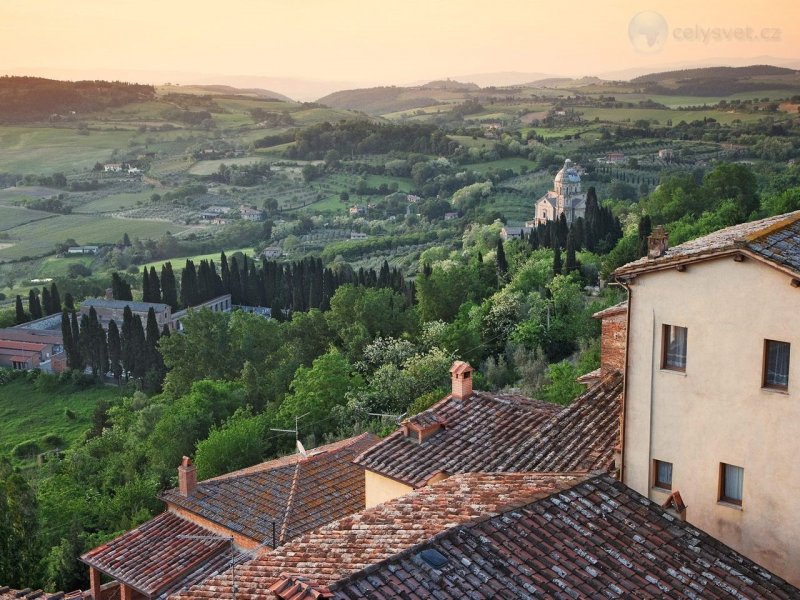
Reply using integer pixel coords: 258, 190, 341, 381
185, 84, 293, 102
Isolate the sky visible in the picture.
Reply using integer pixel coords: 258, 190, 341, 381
1, 0, 798, 98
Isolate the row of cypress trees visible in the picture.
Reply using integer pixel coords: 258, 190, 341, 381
60, 305, 167, 387
14, 282, 73, 325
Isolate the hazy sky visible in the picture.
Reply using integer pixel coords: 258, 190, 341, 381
2, 0, 798, 95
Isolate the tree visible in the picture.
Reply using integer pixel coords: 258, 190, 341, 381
107, 319, 123, 383
194, 409, 267, 480
50, 282, 62, 314
552, 246, 563, 275
28, 290, 42, 320
161, 262, 178, 310
565, 230, 578, 274
637, 215, 652, 257
111, 272, 133, 301
180, 260, 198, 308
148, 267, 161, 303
42, 287, 52, 316
14, 295, 28, 325
70, 311, 83, 370
0, 459, 39, 585
495, 239, 508, 278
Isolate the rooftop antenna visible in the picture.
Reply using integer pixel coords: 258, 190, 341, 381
296, 439, 307, 458
368, 411, 407, 424
270, 412, 310, 441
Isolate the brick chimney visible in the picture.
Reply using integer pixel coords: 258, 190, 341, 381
178, 456, 197, 496
450, 361, 474, 400
647, 226, 668, 259
105, 287, 114, 301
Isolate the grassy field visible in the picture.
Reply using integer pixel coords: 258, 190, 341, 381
0, 214, 186, 260
0, 206, 55, 230
74, 191, 155, 213
188, 156, 270, 176
0, 377, 125, 462
0, 126, 136, 173
33, 255, 96, 278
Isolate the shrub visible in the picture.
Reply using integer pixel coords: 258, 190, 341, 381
12, 439, 41, 459
41, 433, 65, 448
64, 408, 77, 420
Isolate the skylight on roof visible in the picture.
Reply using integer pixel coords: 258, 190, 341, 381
419, 548, 449, 569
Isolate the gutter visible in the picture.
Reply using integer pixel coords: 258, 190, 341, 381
617, 277, 633, 484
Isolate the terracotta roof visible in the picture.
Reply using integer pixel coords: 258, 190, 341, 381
172, 472, 587, 599
330, 474, 799, 599
497, 371, 623, 474
160, 434, 380, 545
80, 510, 234, 599
0, 340, 46, 352
615, 210, 800, 277
0, 587, 84, 599
355, 373, 623, 487
591, 301, 628, 319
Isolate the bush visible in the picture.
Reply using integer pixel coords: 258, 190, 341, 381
41, 433, 65, 448
33, 372, 60, 392
64, 408, 77, 420
12, 439, 41, 459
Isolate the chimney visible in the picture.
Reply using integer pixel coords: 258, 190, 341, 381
105, 287, 114, 301
450, 361, 474, 400
647, 226, 668, 259
178, 456, 197, 496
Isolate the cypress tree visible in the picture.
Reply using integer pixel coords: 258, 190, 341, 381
496, 239, 508, 278
161, 324, 171, 338
220, 252, 231, 296
637, 215, 653, 257
131, 315, 147, 380
15, 295, 28, 324
148, 267, 161, 303
70, 311, 83, 370
229, 258, 242, 305
42, 287, 52, 316
61, 310, 76, 369
79, 314, 94, 375
107, 320, 122, 383
180, 260, 198, 308
553, 245, 563, 275
111, 272, 133, 301
565, 230, 578, 274
557, 213, 569, 249
161, 263, 178, 310
50, 282, 62, 314
141, 270, 152, 303
64, 293, 75, 311
121, 306, 135, 380
28, 290, 42, 320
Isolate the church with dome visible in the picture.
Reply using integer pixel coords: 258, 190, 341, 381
527, 159, 586, 227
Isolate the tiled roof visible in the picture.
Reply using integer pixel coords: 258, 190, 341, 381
80, 510, 234, 599
354, 373, 623, 486
0, 587, 84, 599
80, 299, 170, 313
615, 210, 800, 277
353, 392, 564, 487
330, 474, 799, 600
172, 472, 586, 599
497, 371, 623, 474
160, 433, 380, 545
591, 300, 628, 319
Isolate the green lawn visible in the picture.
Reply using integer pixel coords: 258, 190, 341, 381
34, 255, 96, 278
0, 214, 186, 260
0, 378, 125, 462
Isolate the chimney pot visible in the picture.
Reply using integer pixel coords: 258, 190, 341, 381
647, 226, 668, 259
449, 361, 474, 400
178, 456, 197, 497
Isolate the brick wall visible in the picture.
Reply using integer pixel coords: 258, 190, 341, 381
600, 309, 627, 375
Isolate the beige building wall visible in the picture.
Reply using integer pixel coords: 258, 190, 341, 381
623, 256, 800, 585
364, 470, 413, 508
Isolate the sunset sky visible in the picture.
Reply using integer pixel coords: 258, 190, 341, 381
2, 0, 798, 98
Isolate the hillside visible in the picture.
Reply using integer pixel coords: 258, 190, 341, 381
630, 65, 800, 96
181, 84, 294, 102
317, 81, 487, 115
0, 76, 155, 123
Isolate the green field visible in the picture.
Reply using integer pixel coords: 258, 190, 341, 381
0, 126, 137, 173
33, 255, 96, 278
0, 378, 124, 462
0, 206, 55, 230
0, 214, 186, 260
188, 156, 270, 176
74, 191, 155, 213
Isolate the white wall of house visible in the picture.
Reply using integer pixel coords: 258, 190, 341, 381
623, 255, 800, 585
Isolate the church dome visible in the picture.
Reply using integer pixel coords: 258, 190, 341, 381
554, 159, 581, 184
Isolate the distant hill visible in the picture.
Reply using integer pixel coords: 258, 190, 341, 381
0, 76, 155, 123
418, 80, 480, 91
185, 84, 293, 102
630, 65, 800, 96
317, 86, 443, 115
526, 76, 605, 88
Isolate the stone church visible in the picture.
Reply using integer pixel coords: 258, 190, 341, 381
527, 159, 586, 227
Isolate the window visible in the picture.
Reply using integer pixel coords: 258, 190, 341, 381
763, 340, 790, 390
653, 460, 673, 490
662, 325, 688, 371
720, 463, 744, 506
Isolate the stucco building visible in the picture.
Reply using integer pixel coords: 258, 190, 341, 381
614, 213, 800, 586
528, 158, 586, 226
